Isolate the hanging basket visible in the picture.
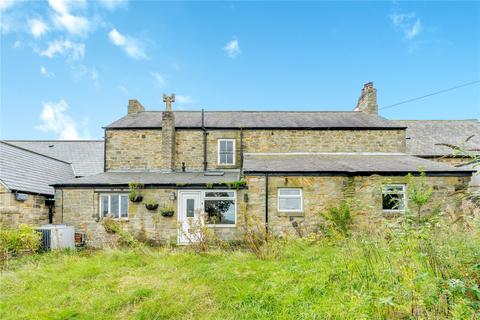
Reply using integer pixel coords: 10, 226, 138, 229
145, 203, 159, 210
161, 210, 174, 217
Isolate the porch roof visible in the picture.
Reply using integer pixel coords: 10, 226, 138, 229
243, 153, 475, 176
52, 171, 241, 187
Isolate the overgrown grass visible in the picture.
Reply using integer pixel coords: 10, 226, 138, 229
1, 221, 479, 319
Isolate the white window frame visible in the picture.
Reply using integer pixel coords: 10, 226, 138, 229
382, 184, 407, 213
99, 193, 129, 219
217, 139, 236, 165
203, 190, 237, 227
277, 188, 303, 213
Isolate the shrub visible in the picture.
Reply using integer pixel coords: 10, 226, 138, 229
407, 170, 433, 223
320, 201, 353, 236
0, 224, 41, 254
101, 217, 141, 248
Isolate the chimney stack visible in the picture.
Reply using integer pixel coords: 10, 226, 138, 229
354, 82, 378, 115
161, 94, 176, 171
128, 99, 145, 114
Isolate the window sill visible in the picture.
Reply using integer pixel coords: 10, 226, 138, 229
277, 211, 304, 217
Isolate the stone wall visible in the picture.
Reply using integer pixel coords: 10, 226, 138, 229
55, 187, 246, 247
55, 173, 469, 246
242, 129, 406, 153
0, 184, 51, 228
105, 129, 163, 171
243, 174, 470, 236
107, 128, 406, 171
175, 129, 241, 171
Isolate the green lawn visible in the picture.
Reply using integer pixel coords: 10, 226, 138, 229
1, 231, 479, 319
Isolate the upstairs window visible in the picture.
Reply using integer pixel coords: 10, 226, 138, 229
278, 188, 303, 212
382, 185, 406, 212
218, 139, 235, 165
100, 194, 128, 219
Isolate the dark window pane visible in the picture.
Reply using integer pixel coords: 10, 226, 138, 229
120, 195, 128, 218
111, 196, 119, 218
226, 153, 233, 164
186, 199, 195, 217
382, 193, 405, 210
226, 141, 233, 152
101, 196, 109, 217
205, 199, 235, 224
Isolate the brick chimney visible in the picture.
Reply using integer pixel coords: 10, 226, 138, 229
128, 99, 145, 114
161, 94, 176, 171
354, 82, 378, 115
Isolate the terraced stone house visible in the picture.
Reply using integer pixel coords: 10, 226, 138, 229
44, 83, 476, 246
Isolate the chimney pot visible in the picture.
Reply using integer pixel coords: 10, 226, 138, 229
162, 93, 175, 112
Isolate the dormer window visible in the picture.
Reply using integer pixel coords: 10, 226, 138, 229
218, 139, 235, 165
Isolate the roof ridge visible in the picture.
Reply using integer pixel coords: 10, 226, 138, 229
5, 139, 104, 142
0, 141, 73, 165
395, 119, 479, 122
141, 110, 361, 113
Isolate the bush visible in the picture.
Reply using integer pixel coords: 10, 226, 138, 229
320, 201, 353, 236
0, 224, 41, 254
101, 217, 141, 248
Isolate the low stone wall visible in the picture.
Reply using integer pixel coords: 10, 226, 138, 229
0, 185, 51, 228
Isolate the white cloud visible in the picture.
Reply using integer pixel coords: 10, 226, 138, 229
36, 100, 89, 140
53, 13, 89, 36
108, 28, 147, 59
0, 0, 15, 12
223, 39, 240, 58
48, 0, 90, 36
70, 64, 99, 87
117, 85, 128, 94
389, 12, 422, 40
29, 19, 49, 38
99, 0, 128, 10
40, 40, 85, 59
40, 66, 55, 78
151, 72, 165, 87
176, 95, 193, 104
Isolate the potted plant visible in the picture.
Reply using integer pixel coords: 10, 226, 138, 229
145, 198, 159, 211
161, 206, 175, 217
128, 182, 143, 202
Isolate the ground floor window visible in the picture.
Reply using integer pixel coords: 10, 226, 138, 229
204, 191, 236, 225
382, 184, 406, 212
100, 194, 128, 218
277, 188, 303, 212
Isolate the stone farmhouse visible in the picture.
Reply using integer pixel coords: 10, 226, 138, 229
0, 83, 478, 246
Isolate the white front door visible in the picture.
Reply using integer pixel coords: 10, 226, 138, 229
178, 191, 203, 244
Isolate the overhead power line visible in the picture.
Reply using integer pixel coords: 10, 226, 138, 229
379, 80, 480, 110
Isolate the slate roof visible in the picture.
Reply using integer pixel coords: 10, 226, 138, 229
53, 171, 241, 187
0, 142, 75, 195
243, 153, 474, 175
395, 120, 480, 157
106, 111, 405, 129
5, 140, 104, 177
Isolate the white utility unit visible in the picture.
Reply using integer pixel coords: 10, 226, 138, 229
37, 225, 75, 250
